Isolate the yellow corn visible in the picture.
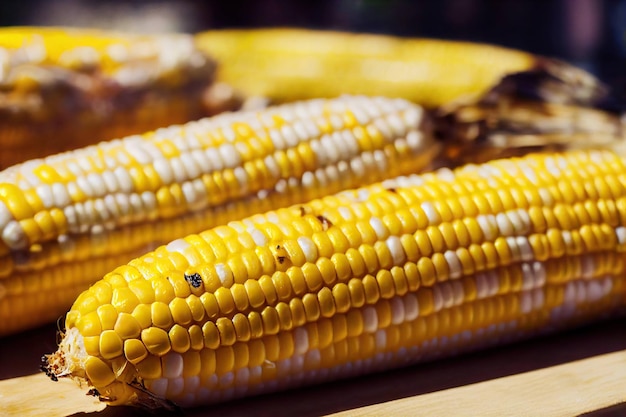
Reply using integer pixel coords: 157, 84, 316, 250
0, 26, 236, 168
195, 28, 603, 108
0, 95, 438, 335
44, 149, 626, 408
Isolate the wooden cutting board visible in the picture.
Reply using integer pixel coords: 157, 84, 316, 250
1, 320, 624, 417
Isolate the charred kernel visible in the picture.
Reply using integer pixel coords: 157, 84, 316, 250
184, 272, 203, 288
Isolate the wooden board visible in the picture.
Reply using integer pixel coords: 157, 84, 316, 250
1, 320, 625, 416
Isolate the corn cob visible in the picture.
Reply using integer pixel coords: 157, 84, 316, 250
0, 26, 238, 168
44, 149, 626, 408
0, 95, 438, 335
194, 28, 604, 108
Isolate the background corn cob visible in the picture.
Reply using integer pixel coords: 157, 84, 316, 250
0, 26, 240, 169
0, 95, 439, 336
194, 28, 606, 109
43, 149, 626, 408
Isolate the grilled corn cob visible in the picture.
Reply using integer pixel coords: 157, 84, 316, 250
0, 95, 438, 335
0, 26, 238, 168
44, 149, 626, 408
195, 28, 604, 108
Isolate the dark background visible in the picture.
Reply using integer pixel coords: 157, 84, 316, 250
1, 0, 625, 100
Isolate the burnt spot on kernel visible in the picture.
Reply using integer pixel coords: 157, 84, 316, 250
316, 215, 332, 230
184, 272, 203, 288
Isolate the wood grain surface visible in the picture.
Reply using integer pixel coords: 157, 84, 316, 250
1, 319, 624, 417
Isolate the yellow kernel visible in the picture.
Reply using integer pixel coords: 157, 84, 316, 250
169, 324, 191, 353
233, 313, 252, 342
431, 253, 450, 282
185, 296, 205, 322
481, 242, 499, 269
259, 274, 278, 305
200, 349, 216, 377
316, 257, 337, 286
261, 306, 280, 336
276, 302, 293, 331
332, 315, 348, 342
84, 356, 115, 387
202, 321, 220, 349
414, 230, 433, 257
136, 353, 162, 380
216, 317, 236, 346
96, 304, 118, 331
277, 332, 295, 360
347, 278, 366, 308
327, 227, 350, 252
362, 274, 380, 305
346, 248, 366, 277
404, 262, 420, 291
376, 270, 395, 299
183, 324, 202, 351
77, 311, 102, 337
248, 339, 266, 367
128, 279, 155, 304
111, 287, 139, 313
131, 304, 152, 329
318, 287, 336, 318
248, 311, 263, 339
264, 335, 280, 362
141, 327, 171, 356
289, 298, 307, 326
215, 346, 235, 376
114, 312, 142, 339
332, 283, 351, 314
151, 302, 173, 328
124, 339, 148, 364
82, 336, 101, 356
373, 242, 393, 271
301, 292, 321, 322
331, 253, 352, 282
312, 231, 334, 258
270, 271, 292, 301
417, 257, 436, 286
230, 283, 250, 312
152, 277, 175, 304
199, 293, 219, 319
416, 288, 434, 316
215, 287, 235, 315
302, 263, 323, 292
346, 309, 364, 338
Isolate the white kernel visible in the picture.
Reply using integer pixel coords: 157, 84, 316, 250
581, 255, 595, 279
532, 288, 544, 310
124, 138, 153, 164
147, 378, 168, 397
293, 327, 309, 355
516, 236, 534, 261
369, 217, 388, 240
297, 236, 318, 263
76, 176, 94, 197
421, 202, 441, 224
443, 250, 462, 279
113, 166, 134, 193
215, 263, 232, 285
2, 220, 28, 249
154, 158, 174, 184
386, 236, 406, 265
87, 173, 106, 196
0, 202, 11, 229
162, 353, 184, 379
375, 329, 387, 350
432, 285, 444, 311
390, 297, 405, 325
166, 238, 190, 253
362, 306, 378, 333
476, 214, 497, 240
35, 184, 54, 208
496, 213, 514, 236
474, 272, 489, 298
167, 377, 185, 397
170, 157, 188, 183
404, 294, 419, 321
440, 282, 455, 309
180, 152, 201, 179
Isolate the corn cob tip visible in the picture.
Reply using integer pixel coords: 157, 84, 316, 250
43, 327, 176, 410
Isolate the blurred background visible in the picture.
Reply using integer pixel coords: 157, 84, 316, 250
1, 0, 625, 101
